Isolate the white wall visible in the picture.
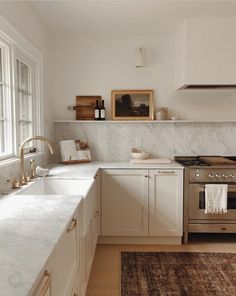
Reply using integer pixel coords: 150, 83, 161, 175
0, 1, 53, 137
51, 33, 236, 121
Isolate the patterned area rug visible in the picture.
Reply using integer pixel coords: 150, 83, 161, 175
121, 252, 236, 296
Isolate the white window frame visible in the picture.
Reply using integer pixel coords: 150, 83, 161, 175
0, 17, 43, 164
0, 35, 14, 160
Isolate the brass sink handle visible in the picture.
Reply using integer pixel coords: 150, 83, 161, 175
24, 173, 31, 183
29, 159, 36, 180
7, 178, 21, 189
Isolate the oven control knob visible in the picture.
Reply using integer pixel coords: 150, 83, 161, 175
222, 174, 228, 178
215, 173, 221, 178
229, 173, 235, 178
208, 173, 214, 178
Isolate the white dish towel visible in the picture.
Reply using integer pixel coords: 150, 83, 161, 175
205, 184, 228, 214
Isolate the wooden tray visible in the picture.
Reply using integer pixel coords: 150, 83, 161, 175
199, 156, 236, 165
59, 160, 91, 165
74, 96, 102, 120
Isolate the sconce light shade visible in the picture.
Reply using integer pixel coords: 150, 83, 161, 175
135, 47, 145, 67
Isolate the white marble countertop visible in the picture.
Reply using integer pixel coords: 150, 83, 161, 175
0, 194, 84, 296
0, 160, 183, 296
49, 160, 183, 179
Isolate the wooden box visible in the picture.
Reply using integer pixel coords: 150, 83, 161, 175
75, 96, 102, 120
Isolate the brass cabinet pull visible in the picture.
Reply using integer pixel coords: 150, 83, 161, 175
95, 210, 100, 217
157, 170, 175, 174
66, 218, 77, 233
40, 270, 51, 296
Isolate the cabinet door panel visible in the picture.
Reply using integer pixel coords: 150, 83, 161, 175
54, 213, 78, 296
149, 170, 183, 236
85, 222, 92, 283
31, 254, 54, 296
102, 169, 148, 236
83, 181, 96, 236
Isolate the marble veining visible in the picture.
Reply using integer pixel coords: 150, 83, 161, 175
53, 122, 236, 161
0, 194, 82, 296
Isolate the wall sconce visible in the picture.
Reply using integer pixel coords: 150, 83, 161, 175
135, 47, 145, 67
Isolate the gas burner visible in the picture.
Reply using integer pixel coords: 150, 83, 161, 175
183, 160, 209, 167
175, 157, 209, 167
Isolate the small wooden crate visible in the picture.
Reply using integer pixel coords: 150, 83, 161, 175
74, 96, 102, 120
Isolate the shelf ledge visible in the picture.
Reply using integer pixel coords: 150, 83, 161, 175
53, 120, 236, 123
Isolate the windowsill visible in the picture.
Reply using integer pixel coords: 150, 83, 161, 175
0, 152, 45, 168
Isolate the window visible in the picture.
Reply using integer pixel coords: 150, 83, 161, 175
0, 31, 42, 162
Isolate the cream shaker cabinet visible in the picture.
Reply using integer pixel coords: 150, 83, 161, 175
101, 168, 183, 238
54, 211, 78, 296
149, 170, 183, 236
102, 169, 149, 236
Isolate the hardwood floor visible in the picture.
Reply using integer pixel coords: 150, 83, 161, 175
86, 234, 236, 296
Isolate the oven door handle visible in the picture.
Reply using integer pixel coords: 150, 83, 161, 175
199, 184, 236, 189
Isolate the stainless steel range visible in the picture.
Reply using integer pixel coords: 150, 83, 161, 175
175, 156, 236, 244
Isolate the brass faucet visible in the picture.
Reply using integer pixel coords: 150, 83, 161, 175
19, 136, 54, 185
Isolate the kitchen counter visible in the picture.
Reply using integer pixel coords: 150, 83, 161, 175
49, 160, 183, 179
0, 194, 84, 296
0, 160, 183, 296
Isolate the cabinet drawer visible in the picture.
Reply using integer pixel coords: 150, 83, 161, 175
189, 223, 236, 233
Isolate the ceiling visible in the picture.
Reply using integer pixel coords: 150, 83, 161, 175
28, 0, 236, 37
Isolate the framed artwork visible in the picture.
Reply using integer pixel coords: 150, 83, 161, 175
111, 89, 154, 120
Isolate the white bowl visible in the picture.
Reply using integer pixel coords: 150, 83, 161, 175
131, 152, 150, 160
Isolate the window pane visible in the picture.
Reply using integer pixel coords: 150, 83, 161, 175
20, 93, 30, 120
0, 76, 4, 153
19, 121, 32, 144
0, 84, 5, 153
0, 48, 2, 82
16, 59, 32, 146
0, 122, 4, 153
0, 84, 3, 118
18, 61, 29, 92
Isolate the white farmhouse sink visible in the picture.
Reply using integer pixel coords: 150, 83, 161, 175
16, 178, 96, 236
16, 178, 93, 196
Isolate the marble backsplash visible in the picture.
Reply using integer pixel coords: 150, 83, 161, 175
53, 122, 236, 161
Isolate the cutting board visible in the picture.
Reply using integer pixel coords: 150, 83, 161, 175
199, 156, 236, 165
74, 96, 102, 120
130, 158, 171, 164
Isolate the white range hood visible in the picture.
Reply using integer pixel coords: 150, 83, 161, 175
175, 18, 236, 90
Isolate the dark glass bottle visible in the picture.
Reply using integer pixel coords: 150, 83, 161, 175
100, 100, 106, 120
94, 100, 100, 120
